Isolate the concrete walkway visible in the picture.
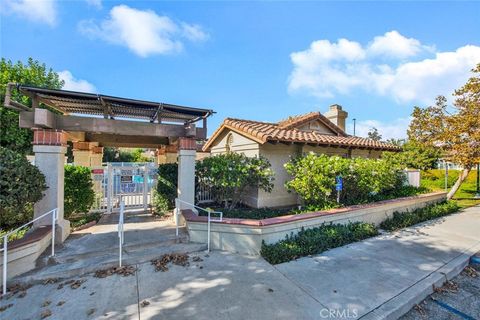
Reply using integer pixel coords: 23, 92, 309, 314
1, 206, 479, 319
275, 205, 480, 319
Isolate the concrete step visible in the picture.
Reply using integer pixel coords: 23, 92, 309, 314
42, 234, 190, 265
14, 241, 207, 285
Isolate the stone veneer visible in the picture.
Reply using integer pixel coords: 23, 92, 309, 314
183, 192, 447, 255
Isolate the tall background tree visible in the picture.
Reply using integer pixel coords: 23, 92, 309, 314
0, 58, 64, 155
408, 63, 480, 197
367, 127, 382, 141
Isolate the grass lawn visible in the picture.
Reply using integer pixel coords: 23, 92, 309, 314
421, 169, 479, 209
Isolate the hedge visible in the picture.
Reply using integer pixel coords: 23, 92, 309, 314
380, 201, 459, 231
155, 163, 178, 210
285, 154, 422, 210
260, 222, 379, 264
0, 147, 47, 229
64, 165, 95, 218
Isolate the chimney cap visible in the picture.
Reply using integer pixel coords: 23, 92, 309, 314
329, 104, 343, 110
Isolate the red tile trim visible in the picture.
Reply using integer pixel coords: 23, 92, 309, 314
8, 226, 52, 250
33, 129, 67, 146
178, 138, 196, 150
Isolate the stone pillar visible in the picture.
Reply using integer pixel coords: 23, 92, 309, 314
157, 145, 178, 164
32, 129, 71, 243
73, 142, 103, 167
177, 138, 196, 209
90, 146, 104, 167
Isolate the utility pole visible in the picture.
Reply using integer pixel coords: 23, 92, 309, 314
353, 118, 356, 136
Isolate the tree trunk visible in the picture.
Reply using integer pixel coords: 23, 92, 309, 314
447, 168, 470, 200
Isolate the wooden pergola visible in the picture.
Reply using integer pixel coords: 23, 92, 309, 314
4, 83, 215, 243
6, 84, 214, 148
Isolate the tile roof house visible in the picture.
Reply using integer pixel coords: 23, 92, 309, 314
203, 105, 400, 208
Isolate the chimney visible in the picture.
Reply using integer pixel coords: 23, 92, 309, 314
324, 104, 348, 131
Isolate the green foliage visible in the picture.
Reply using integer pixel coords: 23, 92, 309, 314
102, 147, 152, 163
70, 211, 102, 230
285, 154, 418, 209
64, 165, 95, 219
199, 206, 293, 220
367, 127, 382, 141
196, 153, 275, 209
380, 201, 459, 231
383, 141, 441, 170
261, 222, 379, 264
0, 147, 47, 229
152, 190, 170, 216
155, 163, 178, 209
0, 58, 63, 155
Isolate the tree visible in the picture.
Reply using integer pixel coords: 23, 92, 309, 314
383, 141, 441, 170
367, 127, 382, 141
0, 58, 64, 154
64, 165, 95, 218
408, 63, 480, 197
196, 153, 274, 209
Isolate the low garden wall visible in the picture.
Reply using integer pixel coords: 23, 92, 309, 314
0, 226, 52, 282
184, 192, 447, 255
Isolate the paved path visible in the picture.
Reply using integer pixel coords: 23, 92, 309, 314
276, 205, 480, 319
1, 206, 479, 320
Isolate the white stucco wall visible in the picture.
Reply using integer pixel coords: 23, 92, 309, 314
258, 143, 301, 208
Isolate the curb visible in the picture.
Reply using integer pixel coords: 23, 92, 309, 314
360, 242, 480, 320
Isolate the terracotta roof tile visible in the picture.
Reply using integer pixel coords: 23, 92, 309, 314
204, 112, 400, 151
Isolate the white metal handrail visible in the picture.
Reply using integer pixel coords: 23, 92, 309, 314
1, 208, 58, 295
118, 201, 125, 267
175, 198, 223, 252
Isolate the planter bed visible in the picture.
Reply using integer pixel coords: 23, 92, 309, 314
183, 192, 447, 255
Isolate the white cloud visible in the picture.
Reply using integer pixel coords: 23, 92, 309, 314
346, 117, 411, 140
58, 71, 96, 93
78, 5, 208, 57
288, 31, 480, 104
368, 31, 433, 59
2, 0, 57, 26
85, 0, 102, 9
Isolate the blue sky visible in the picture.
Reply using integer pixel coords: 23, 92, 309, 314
1, 1, 480, 139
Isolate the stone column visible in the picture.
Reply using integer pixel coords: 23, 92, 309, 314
32, 129, 71, 243
177, 138, 196, 209
90, 146, 104, 167
72, 142, 92, 167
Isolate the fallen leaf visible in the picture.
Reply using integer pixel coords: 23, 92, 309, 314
87, 308, 96, 316
141, 300, 150, 307
151, 253, 190, 272
41, 309, 52, 319
0, 304, 13, 312
42, 300, 51, 307
57, 301, 65, 306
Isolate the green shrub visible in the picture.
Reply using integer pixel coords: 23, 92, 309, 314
380, 201, 459, 231
261, 222, 379, 264
196, 153, 274, 209
64, 165, 95, 219
420, 169, 460, 191
0, 147, 47, 229
284, 154, 419, 209
156, 163, 178, 208
152, 190, 170, 216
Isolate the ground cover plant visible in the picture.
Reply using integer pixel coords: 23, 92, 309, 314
380, 201, 460, 231
260, 222, 379, 264
70, 211, 102, 230
198, 205, 294, 219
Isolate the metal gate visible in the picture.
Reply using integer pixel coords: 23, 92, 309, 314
91, 163, 158, 213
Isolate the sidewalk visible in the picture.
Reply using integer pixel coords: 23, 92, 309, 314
276, 204, 480, 319
1, 206, 479, 319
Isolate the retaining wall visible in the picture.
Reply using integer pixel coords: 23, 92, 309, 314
184, 192, 447, 255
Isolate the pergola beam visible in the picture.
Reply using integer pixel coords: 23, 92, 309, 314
19, 109, 205, 139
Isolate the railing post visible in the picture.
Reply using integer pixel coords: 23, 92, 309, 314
107, 164, 113, 214
207, 210, 211, 253
175, 199, 179, 238
51, 209, 56, 257
143, 165, 148, 211
2, 235, 7, 295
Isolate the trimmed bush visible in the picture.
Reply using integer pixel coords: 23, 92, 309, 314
285, 154, 421, 209
261, 222, 379, 264
196, 153, 274, 209
152, 189, 170, 216
380, 201, 459, 231
155, 163, 178, 209
0, 147, 47, 229
64, 165, 95, 218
